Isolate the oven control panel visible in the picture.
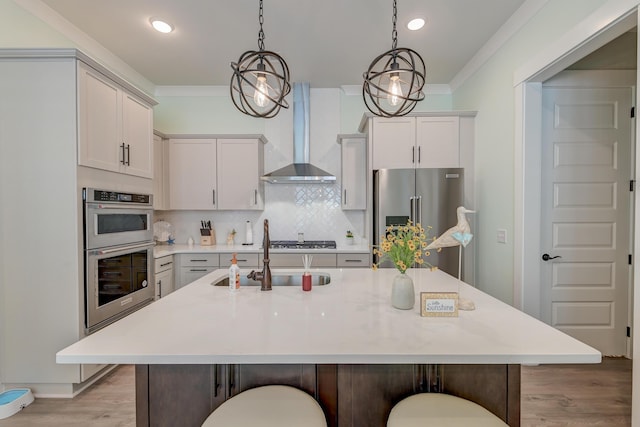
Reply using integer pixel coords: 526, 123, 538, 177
85, 188, 152, 205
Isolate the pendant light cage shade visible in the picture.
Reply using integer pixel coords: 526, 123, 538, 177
230, 50, 291, 118
363, 47, 426, 117
229, 0, 291, 118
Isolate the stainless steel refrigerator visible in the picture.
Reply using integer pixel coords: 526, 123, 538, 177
373, 168, 464, 277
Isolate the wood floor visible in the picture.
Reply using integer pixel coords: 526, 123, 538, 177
521, 357, 632, 426
0, 365, 135, 427
0, 358, 631, 426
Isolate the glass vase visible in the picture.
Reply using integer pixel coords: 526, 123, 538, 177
391, 272, 415, 310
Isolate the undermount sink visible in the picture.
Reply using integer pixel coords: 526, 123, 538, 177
212, 272, 331, 287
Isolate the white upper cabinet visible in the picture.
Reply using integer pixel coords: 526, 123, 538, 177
168, 136, 266, 211
77, 61, 153, 178
153, 133, 169, 210
371, 117, 416, 169
415, 116, 459, 168
122, 92, 154, 177
169, 138, 217, 210
216, 138, 265, 210
338, 134, 367, 210
369, 115, 460, 170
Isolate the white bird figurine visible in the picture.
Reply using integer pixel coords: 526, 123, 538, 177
426, 206, 475, 250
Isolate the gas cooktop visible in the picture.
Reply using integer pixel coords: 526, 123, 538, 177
270, 240, 337, 249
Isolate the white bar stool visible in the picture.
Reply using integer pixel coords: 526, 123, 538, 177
201, 385, 327, 427
387, 393, 509, 427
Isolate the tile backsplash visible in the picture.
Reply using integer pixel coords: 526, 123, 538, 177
155, 183, 366, 246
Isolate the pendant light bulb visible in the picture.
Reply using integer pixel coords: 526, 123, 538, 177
254, 74, 270, 108
388, 73, 402, 106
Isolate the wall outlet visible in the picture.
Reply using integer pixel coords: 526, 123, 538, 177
497, 229, 507, 244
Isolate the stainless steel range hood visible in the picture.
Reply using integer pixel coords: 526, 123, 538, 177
261, 83, 336, 184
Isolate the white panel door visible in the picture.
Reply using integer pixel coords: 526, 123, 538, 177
77, 63, 121, 173
416, 116, 460, 168
340, 135, 367, 210
168, 139, 217, 210
541, 86, 632, 355
122, 92, 153, 178
216, 139, 263, 210
371, 117, 415, 169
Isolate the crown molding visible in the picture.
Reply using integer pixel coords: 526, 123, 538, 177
13, 0, 155, 95
449, 0, 549, 91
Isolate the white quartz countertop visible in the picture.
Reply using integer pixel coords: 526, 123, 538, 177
154, 243, 371, 258
57, 268, 600, 365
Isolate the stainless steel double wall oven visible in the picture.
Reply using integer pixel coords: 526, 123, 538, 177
83, 188, 155, 333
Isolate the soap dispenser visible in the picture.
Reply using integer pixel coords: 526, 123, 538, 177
229, 253, 240, 291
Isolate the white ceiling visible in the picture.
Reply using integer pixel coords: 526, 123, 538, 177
40, 0, 527, 88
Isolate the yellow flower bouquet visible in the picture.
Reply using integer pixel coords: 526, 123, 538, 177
373, 221, 435, 273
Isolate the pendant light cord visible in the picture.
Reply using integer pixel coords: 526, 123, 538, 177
258, 0, 265, 51
391, 0, 398, 50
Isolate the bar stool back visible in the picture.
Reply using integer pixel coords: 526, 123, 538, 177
201, 385, 327, 427
387, 393, 509, 427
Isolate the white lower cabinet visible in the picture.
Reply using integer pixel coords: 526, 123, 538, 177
337, 253, 370, 268
268, 253, 338, 268
176, 253, 220, 288
154, 255, 174, 298
170, 251, 370, 290
219, 253, 260, 269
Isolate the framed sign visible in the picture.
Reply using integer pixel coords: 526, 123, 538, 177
420, 292, 459, 317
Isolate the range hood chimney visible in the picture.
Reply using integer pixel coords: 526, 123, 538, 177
261, 83, 336, 184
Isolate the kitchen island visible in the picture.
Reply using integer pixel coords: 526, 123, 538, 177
57, 268, 599, 426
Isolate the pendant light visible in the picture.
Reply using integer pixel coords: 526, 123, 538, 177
363, 0, 426, 117
230, 0, 291, 118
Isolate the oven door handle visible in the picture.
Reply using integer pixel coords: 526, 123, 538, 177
86, 203, 152, 210
97, 242, 155, 255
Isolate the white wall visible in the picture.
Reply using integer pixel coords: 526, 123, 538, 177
452, 0, 610, 302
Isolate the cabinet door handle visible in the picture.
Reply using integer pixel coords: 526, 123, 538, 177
412, 146, 415, 163
212, 189, 216, 206
228, 364, 236, 395
213, 364, 220, 397
125, 144, 131, 166
189, 259, 208, 262
120, 143, 126, 165
160, 261, 173, 267
157, 279, 162, 298
343, 189, 347, 205
344, 259, 363, 263
254, 189, 258, 206
189, 268, 207, 272
418, 146, 421, 163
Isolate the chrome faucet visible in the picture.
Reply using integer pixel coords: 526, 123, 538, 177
248, 219, 272, 291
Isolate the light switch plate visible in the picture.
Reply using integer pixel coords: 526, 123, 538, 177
497, 229, 507, 244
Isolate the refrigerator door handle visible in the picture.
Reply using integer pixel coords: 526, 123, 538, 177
416, 196, 422, 226
410, 196, 416, 223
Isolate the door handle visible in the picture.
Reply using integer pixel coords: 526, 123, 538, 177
541, 253, 561, 261
409, 196, 416, 223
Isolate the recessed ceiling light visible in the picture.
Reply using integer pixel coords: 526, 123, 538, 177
407, 18, 425, 31
150, 18, 174, 34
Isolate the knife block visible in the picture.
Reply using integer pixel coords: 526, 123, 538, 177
200, 230, 216, 246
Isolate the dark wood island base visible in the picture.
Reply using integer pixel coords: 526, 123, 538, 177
135, 363, 520, 427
